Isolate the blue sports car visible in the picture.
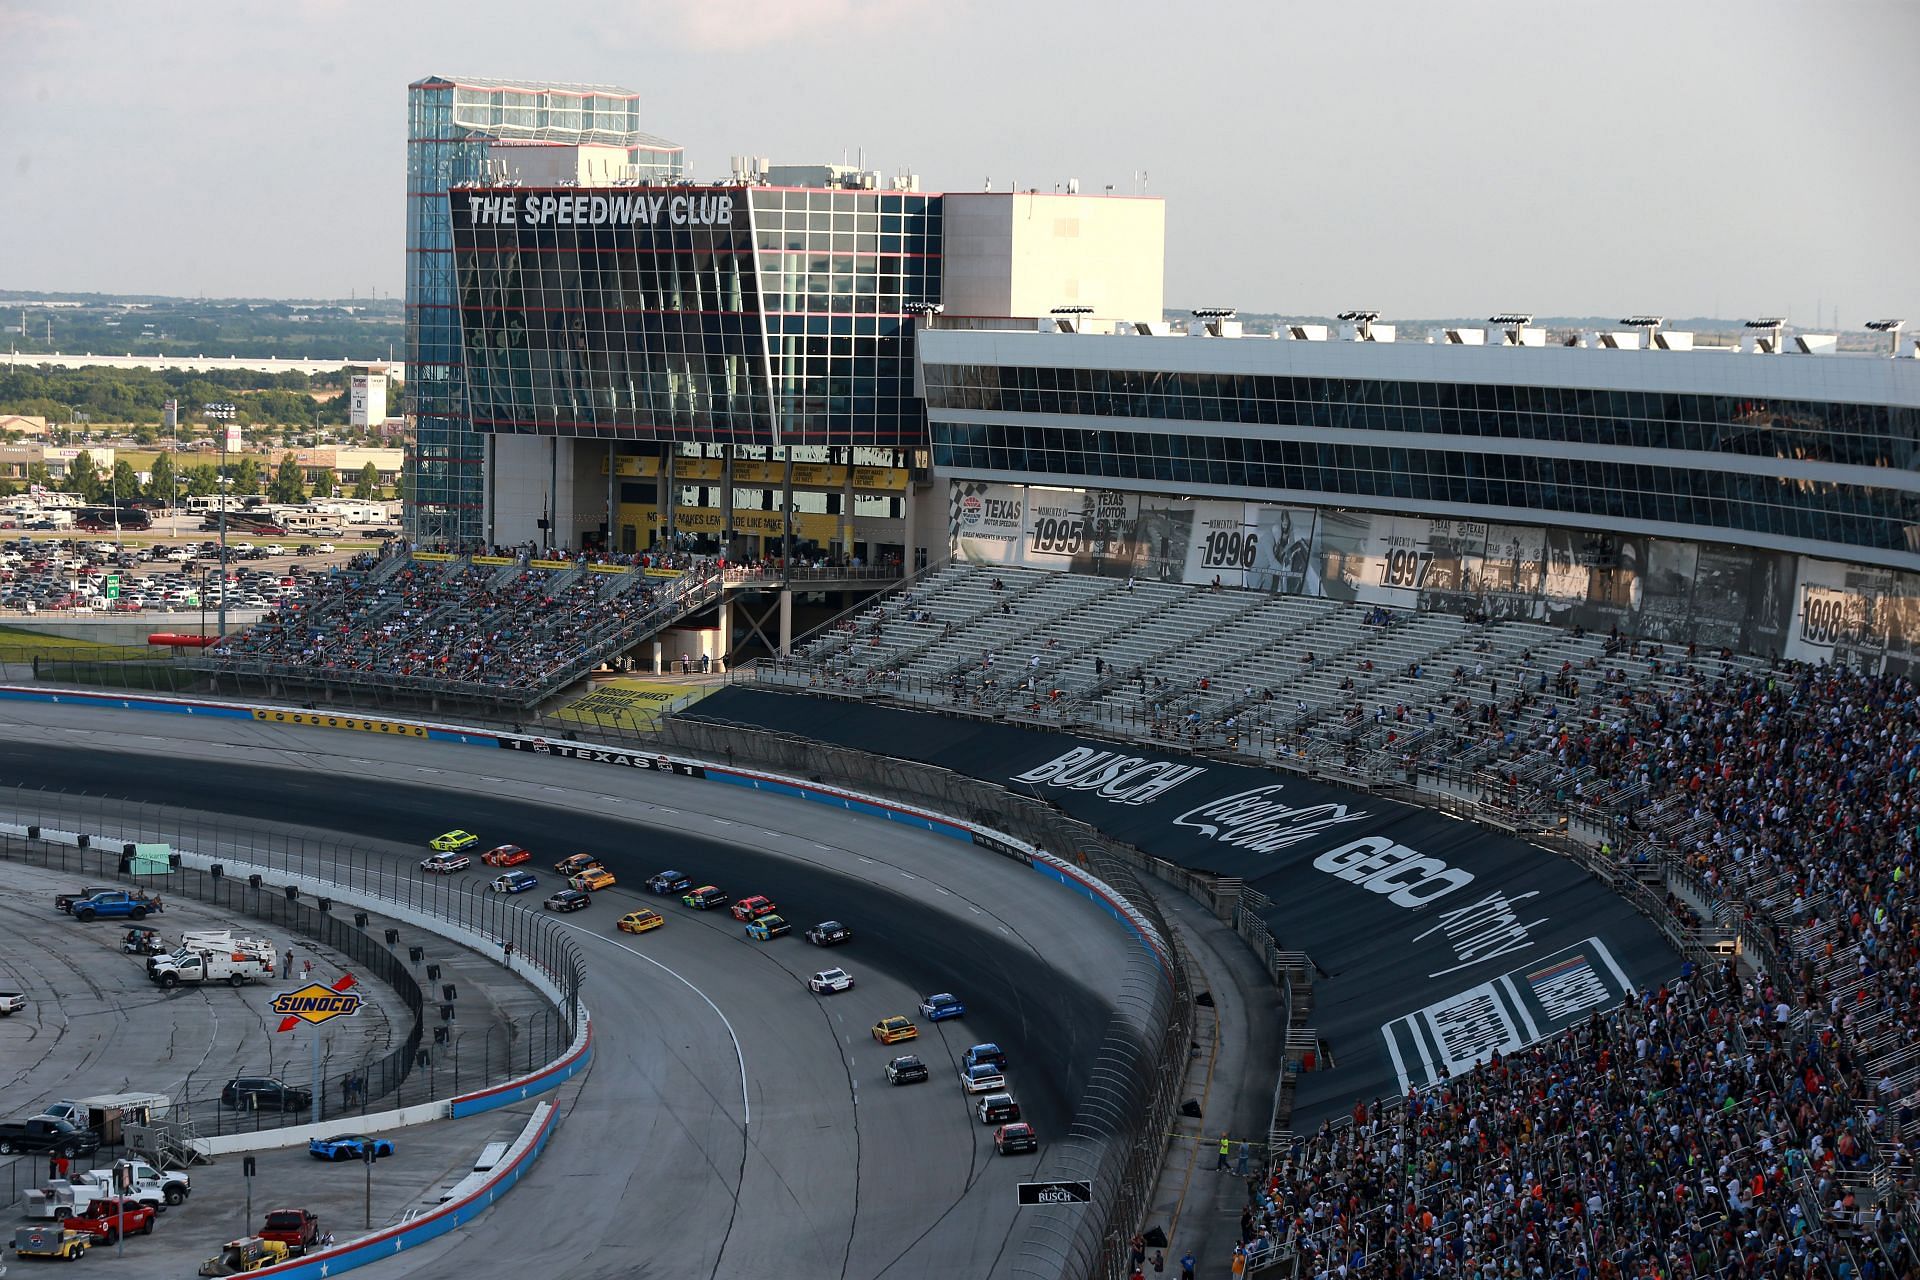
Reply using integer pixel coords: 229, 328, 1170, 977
918, 992, 966, 1021
308, 1133, 395, 1161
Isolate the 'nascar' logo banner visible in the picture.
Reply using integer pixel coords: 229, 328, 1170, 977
1381, 938, 1634, 1090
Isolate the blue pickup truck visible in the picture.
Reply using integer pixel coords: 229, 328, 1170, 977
69, 890, 163, 922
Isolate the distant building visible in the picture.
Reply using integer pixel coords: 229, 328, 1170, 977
0, 414, 50, 438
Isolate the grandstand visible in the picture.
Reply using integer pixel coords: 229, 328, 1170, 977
758, 561, 1920, 1278
194, 550, 724, 709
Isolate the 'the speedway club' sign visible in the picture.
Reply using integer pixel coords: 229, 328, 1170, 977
691, 689, 1680, 1123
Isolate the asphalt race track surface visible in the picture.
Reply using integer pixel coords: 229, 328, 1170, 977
0, 701, 1142, 1279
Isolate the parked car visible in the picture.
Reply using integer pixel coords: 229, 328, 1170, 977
0, 1117, 100, 1158
257, 1208, 321, 1254
220, 1077, 312, 1112
66, 1197, 156, 1244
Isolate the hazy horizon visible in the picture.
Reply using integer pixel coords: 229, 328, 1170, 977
3, 0, 1915, 329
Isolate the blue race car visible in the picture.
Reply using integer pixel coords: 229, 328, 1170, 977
489, 870, 539, 895
308, 1133, 395, 1162
918, 992, 966, 1021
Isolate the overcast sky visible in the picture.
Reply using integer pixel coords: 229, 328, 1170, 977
3, 0, 1914, 327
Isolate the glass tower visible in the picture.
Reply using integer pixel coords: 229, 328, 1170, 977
404, 75, 682, 542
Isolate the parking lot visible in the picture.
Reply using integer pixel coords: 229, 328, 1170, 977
0, 530, 381, 618
0, 855, 554, 1274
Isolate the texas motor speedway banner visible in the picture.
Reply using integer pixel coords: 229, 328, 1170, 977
692, 687, 1677, 1122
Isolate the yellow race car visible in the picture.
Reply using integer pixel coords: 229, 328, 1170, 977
872, 1015, 918, 1045
430, 830, 479, 853
617, 909, 664, 934
570, 867, 617, 892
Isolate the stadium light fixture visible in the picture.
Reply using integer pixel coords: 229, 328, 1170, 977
1866, 318, 1905, 357
1487, 313, 1534, 327
1746, 316, 1786, 355
1190, 308, 1237, 319
1338, 310, 1381, 340
1051, 306, 1095, 315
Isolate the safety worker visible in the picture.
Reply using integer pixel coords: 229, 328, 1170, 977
1216, 1130, 1231, 1171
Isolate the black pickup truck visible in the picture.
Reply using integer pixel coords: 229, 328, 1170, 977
0, 1117, 102, 1158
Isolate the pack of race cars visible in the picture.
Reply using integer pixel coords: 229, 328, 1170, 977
420, 830, 1038, 1156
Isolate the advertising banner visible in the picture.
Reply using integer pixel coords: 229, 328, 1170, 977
1787, 557, 1895, 668
951, 480, 1029, 566
695, 688, 1678, 1124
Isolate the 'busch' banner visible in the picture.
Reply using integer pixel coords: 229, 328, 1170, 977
693, 689, 1678, 1122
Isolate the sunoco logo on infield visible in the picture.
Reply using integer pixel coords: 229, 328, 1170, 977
271, 982, 363, 1027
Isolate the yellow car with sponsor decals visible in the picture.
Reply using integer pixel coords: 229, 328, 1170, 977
618, 909, 665, 934
569, 867, 616, 892
430, 830, 479, 853
872, 1015, 918, 1044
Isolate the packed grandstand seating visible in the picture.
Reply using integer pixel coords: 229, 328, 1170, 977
771, 562, 1920, 1278
204, 547, 713, 699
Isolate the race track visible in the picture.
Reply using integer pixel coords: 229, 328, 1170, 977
0, 701, 1142, 1279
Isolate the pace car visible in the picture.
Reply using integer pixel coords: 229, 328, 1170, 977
730, 895, 777, 921
489, 870, 539, 895
570, 867, 617, 892
808, 968, 854, 994
872, 1016, 918, 1044
804, 920, 851, 946
646, 870, 692, 895
682, 885, 728, 910
481, 844, 531, 867
419, 851, 471, 874
918, 993, 966, 1021
618, 909, 665, 934
544, 889, 592, 913
745, 913, 791, 941
554, 853, 604, 876
308, 1133, 395, 1161
429, 830, 478, 853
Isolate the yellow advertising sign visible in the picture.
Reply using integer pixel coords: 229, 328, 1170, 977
603, 454, 905, 490
472, 555, 516, 566
645, 507, 839, 540
271, 982, 364, 1028
529, 558, 573, 570
413, 552, 454, 563
251, 708, 428, 738
554, 681, 712, 733
585, 563, 631, 574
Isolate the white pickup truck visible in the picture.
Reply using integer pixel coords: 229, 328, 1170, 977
149, 945, 274, 988
0, 991, 26, 1016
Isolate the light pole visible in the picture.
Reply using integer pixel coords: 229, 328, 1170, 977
204, 403, 237, 637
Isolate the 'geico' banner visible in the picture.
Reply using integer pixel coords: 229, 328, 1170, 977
497, 736, 706, 777
250, 708, 427, 737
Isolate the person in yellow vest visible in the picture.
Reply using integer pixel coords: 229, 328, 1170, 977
1230, 1244, 1247, 1277
1216, 1131, 1231, 1171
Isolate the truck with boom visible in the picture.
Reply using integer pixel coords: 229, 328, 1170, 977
150, 945, 275, 988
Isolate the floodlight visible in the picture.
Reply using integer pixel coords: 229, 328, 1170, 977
1190, 308, 1237, 319
1488, 313, 1533, 326
1337, 310, 1380, 323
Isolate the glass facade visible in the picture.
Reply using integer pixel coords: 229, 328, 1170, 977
404, 77, 683, 543
449, 186, 940, 448
922, 363, 1920, 562
923, 365, 1920, 471
929, 421, 1920, 555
